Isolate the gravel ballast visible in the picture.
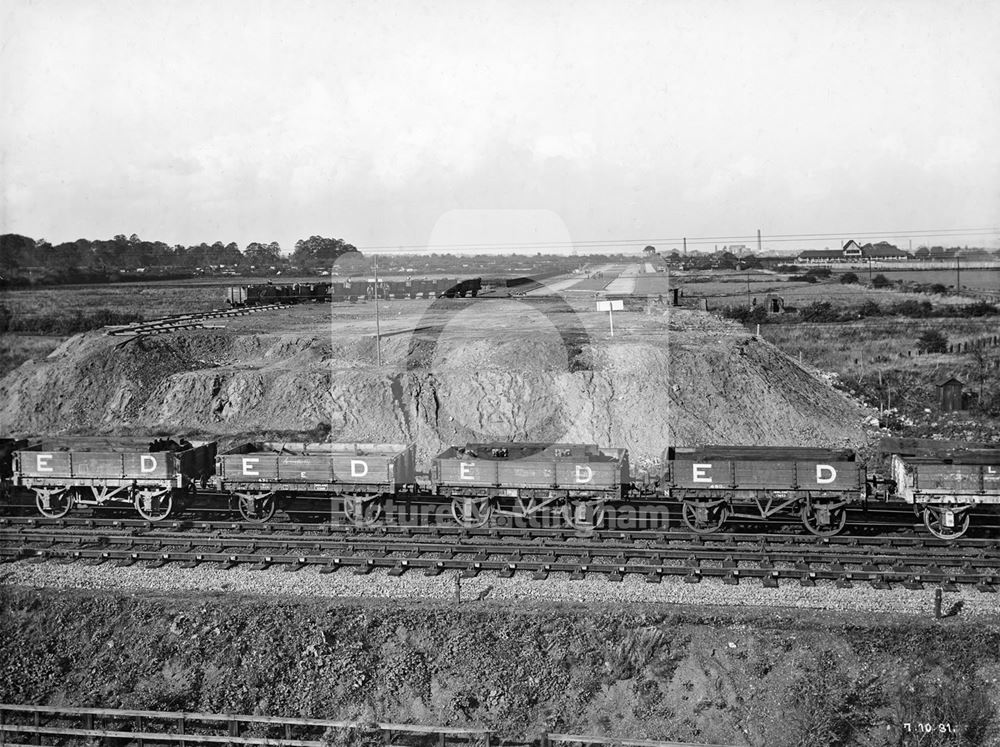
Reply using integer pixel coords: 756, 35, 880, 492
3, 559, 999, 618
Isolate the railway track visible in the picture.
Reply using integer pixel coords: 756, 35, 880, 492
0, 703, 735, 747
3, 517, 998, 590
104, 303, 290, 337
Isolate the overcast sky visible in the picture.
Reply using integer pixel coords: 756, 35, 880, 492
2, 0, 998, 255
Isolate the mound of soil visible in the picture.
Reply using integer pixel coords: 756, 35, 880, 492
0, 307, 872, 465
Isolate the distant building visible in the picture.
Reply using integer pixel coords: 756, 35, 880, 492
795, 240, 911, 263
861, 241, 910, 260
796, 249, 845, 263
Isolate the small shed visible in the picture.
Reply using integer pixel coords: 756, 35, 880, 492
935, 377, 965, 412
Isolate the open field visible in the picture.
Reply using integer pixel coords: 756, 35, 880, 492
683, 275, 982, 308
863, 267, 1000, 293
759, 317, 1000, 371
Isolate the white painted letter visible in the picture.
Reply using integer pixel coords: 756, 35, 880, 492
350, 459, 368, 478
692, 464, 713, 483
460, 462, 475, 480
575, 465, 593, 483
140, 455, 157, 473
816, 464, 837, 484
36, 454, 53, 473
241, 457, 259, 476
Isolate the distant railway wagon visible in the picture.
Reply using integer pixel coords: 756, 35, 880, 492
662, 446, 866, 536
891, 451, 1000, 539
226, 283, 332, 307
431, 442, 630, 530
226, 277, 482, 306
13, 438, 216, 521
215, 442, 417, 523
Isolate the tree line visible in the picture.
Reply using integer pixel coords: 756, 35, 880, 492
0, 233, 360, 285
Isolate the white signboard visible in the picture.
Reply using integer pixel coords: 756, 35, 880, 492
596, 300, 624, 311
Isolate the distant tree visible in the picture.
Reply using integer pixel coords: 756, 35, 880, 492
871, 274, 890, 289
916, 329, 948, 354
245, 242, 281, 265
0, 233, 35, 269
930, 284, 948, 294
292, 236, 359, 269
840, 272, 859, 284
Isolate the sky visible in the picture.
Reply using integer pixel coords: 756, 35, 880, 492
1, 0, 999, 255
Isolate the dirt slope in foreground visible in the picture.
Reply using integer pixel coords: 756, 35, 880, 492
1, 587, 997, 746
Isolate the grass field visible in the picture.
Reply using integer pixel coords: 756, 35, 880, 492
861, 267, 1000, 293
759, 316, 1000, 371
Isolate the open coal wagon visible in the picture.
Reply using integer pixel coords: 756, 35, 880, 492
431, 442, 629, 530
890, 450, 1000, 539
12, 437, 216, 520
0, 438, 31, 505
215, 442, 417, 524
662, 445, 866, 536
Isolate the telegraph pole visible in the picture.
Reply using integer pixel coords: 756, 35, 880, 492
373, 254, 382, 367
683, 237, 687, 256
757, 228, 762, 256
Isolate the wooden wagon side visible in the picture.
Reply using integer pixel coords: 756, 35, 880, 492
215, 442, 417, 523
13, 438, 216, 521
431, 442, 630, 530
662, 445, 866, 536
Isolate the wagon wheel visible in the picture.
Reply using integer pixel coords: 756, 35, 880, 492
681, 500, 729, 534
450, 495, 492, 528
34, 487, 74, 519
922, 505, 971, 540
236, 492, 277, 523
342, 494, 383, 527
561, 498, 607, 532
801, 501, 848, 537
133, 488, 173, 522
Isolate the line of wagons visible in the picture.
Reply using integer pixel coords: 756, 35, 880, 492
2, 437, 998, 540
226, 277, 482, 307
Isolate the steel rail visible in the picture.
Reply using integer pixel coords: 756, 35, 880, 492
2, 515, 998, 552
3, 527, 997, 590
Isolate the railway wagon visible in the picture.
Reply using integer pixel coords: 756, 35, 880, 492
891, 451, 1000, 539
0, 438, 31, 503
216, 442, 417, 523
662, 446, 866, 536
432, 442, 629, 530
13, 437, 216, 521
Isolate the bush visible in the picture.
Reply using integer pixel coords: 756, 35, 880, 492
799, 301, 844, 323
858, 300, 881, 318
916, 329, 948, 353
890, 300, 933, 318
721, 305, 768, 325
871, 274, 891, 289
801, 275, 818, 284
839, 272, 859, 284
805, 267, 832, 279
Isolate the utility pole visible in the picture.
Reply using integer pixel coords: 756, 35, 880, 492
757, 228, 762, 256
683, 237, 687, 256
373, 254, 382, 367
956, 256, 961, 291
746, 272, 751, 307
